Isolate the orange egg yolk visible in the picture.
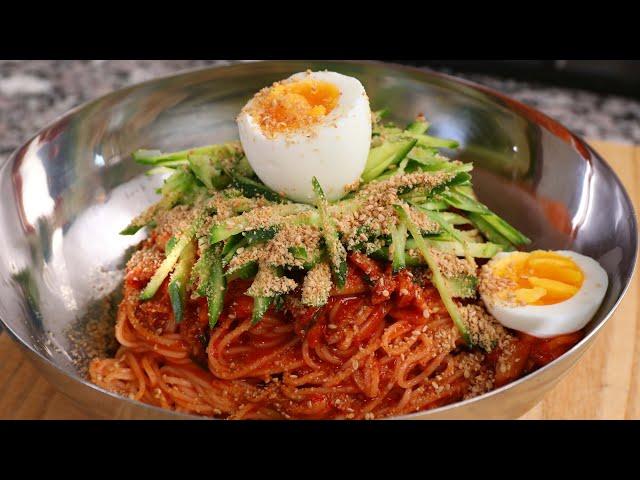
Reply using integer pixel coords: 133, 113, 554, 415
248, 79, 340, 137
492, 250, 584, 306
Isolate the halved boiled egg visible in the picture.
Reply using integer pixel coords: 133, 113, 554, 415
237, 70, 371, 203
479, 250, 608, 338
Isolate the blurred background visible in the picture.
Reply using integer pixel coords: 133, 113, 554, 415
1, 60, 639, 163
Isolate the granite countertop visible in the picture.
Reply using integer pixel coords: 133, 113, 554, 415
2, 60, 640, 163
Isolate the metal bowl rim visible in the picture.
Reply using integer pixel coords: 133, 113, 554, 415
0, 59, 636, 420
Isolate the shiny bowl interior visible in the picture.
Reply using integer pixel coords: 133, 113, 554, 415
0, 61, 636, 419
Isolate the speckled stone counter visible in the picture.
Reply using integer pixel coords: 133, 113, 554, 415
2, 60, 639, 163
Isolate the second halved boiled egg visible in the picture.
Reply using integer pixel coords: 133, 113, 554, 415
236, 70, 371, 203
479, 250, 608, 338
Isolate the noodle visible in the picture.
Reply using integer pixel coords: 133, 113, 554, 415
90, 241, 583, 419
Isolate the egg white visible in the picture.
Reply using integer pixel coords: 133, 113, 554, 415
237, 70, 371, 203
482, 250, 608, 338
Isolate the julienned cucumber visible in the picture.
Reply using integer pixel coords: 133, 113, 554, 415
405, 118, 430, 135
204, 244, 226, 328
230, 171, 285, 203
210, 204, 312, 244
445, 275, 478, 299
188, 154, 230, 190
312, 177, 347, 288
372, 240, 502, 264
361, 138, 417, 183
394, 205, 471, 345
133, 143, 239, 166
140, 215, 204, 301
440, 187, 530, 247
390, 218, 407, 272
251, 296, 274, 325
405, 132, 459, 149
168, 240, 197, 323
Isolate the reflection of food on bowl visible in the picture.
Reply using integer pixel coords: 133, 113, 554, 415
537, 197, 573, 235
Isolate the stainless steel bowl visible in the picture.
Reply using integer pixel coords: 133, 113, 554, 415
0, 61, 636, 419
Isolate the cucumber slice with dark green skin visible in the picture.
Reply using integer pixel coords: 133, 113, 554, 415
405, 118, 430, 135
226, 261, 258, 281
466, 212, 514, 249
445, 274, 478, 299
286, 246, 324, 270
394, 205, 471, 345
439, 188, 490, 214
251, 296, 274, 325
230, 171, 285, 203
165, 236, 178, 254
361, 138, 417, 183
210, 204, 311, 244
168, 240, 197, 323
439, 212, 471, 226
222, 227, 278, 267
476, 212, 530, 246
390, 218, 407, 272
206, 248, 226, 328
440, 187, 530, 247
139, 215, 204, 301
404, 132, 459, 150
232, 156, 255, 178
312, 177, 347, 288
133, 143, 240, 166
120, 223, 146, 235
408, 238, 502, 258
420, 208, 475, 266
188, 154, 231, 190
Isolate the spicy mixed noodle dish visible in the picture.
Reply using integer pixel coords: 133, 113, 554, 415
89, 70, 608, 419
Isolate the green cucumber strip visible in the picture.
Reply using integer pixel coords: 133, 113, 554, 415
440, 212, 472, 225
288, 246, 324, 270
361, 138, 417, 183
409, 239, 503, 258
466, 212, 513, 248
394, 205, 471, 344
232, 156, 255, 178
372, 241, 501, 264
312, 177, 347, 288
188, 154, 230, 190
222, 235, 246, 266
120, 223, 145, 235
445, 275, 478, 299
420, 208, 475, 267
251, 296, 274, 325
210, 204, 311, 244
229, 171, 285, 203
168, 240, 196, 323
140, 215, 204, 301
133, 143, 238, 165
165, 236, 178, 254
478, 212, 531, 246
390, 218, 407, 272
145, 165, 183, 176
439, 187, 529, 246
204, 244, 225, 328
440, 188, 490, 214
406, 118, 430, 135
244, 227, 278, 244
222, 227, 278, 267
225, 261, 258, 281
405, 132, 459, 149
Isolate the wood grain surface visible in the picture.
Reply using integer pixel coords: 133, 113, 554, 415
0, 140, 638, 420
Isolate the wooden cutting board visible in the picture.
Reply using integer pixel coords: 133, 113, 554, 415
0, 140, 638, 420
